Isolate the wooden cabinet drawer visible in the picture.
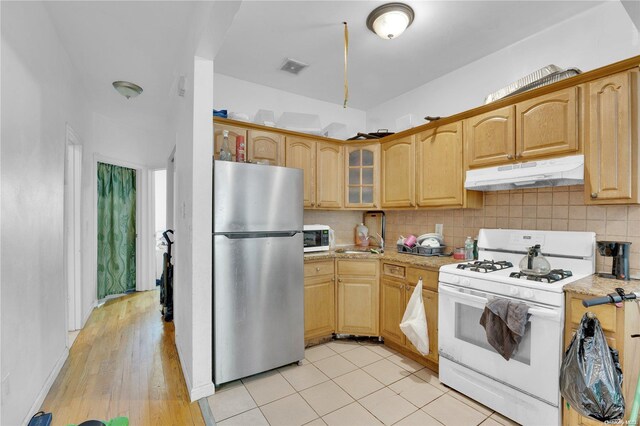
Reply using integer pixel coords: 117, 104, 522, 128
337, 259, 378, 276
407, 268, 438, 291
569, 298, 617, 333
304, 260, 334, 278
382, 263, 406, 279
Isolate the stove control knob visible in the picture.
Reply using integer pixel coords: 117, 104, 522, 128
509, 287, 520, 296
450, 275, 460, 284
523, 289, 534, 299
461, 278, 471, 287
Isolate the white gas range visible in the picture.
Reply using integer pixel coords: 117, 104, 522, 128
438, 229, 595, 426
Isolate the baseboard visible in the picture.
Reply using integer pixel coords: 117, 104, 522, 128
175, 340, 214, 402
81, 300, 97, 328
190, 382, 214, 402
22, 347, 69, 426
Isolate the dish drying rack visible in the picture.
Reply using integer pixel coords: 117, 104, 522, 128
397, 244, 452, 257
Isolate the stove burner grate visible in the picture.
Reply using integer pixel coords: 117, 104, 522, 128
509, 269, 573, 283
457, 260, 513, 273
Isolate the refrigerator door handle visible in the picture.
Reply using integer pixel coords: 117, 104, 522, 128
220, 231, 301, 239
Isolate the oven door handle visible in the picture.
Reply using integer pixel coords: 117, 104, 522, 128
439, 285, 561, 321
439, 285, 488, 305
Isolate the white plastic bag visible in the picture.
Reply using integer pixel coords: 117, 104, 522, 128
399, 279, 429, 356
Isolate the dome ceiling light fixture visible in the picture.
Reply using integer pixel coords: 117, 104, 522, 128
112, 81, 143, 99
366, 2, 415, 40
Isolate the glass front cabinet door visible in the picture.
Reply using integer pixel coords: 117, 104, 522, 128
344, 144, 379, 208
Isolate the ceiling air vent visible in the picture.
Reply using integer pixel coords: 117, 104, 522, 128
280, 58, 308, 75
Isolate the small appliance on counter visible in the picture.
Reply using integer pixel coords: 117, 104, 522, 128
303, 224, 332, 252
597, 241, 631, 280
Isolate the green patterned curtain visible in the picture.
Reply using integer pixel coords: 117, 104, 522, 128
97, 162, 136, 299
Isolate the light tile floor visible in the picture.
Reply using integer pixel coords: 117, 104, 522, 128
207, 339, 521, 426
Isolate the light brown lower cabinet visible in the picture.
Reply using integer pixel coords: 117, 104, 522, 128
304, 260, 335, 342
380, 262, 439, 368
336, 259, 379, 336
380, 277, 406, 346
562, 291, 640, 425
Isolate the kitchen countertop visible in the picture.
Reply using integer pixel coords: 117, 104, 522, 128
304, 247, 462, 271
563, 274, 640, 297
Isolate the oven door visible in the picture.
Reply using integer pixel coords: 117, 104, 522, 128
438, 282, 563, 406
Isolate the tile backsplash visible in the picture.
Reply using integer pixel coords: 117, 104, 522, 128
307, 185, 640, 278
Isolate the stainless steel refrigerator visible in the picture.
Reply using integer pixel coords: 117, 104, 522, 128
213, 160, 304, 385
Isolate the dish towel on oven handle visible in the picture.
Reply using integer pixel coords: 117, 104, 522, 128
400, 278, 429, 356
479, 297, 530, 361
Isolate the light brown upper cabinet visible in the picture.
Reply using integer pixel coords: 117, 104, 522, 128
213, 123, 246, 161
344, 144, 380, 209
465, 106, 516, 168
316, 141, 344, 209
285, 137, 316, 208
247, 130, 285, 166
515, 86, 580, 160
416, 122, 464, 207
585, 70, 639, 204
381, 137, 415, 208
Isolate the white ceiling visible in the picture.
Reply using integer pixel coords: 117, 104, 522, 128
44, 1, 198, 124
215, 1, 605, 110
43, 1, 606, 122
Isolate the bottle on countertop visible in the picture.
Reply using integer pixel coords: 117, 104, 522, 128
220, 130, 232, 161
473, 237, 479, 260
355, 223, 369, 246
235, 135, 246, 162
464, 236, 474, 261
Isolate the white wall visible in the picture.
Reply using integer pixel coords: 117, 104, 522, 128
1, 2, 90, 424
214, 73, 367, 137
367, 1, 640, 132
168, 0, 240, 401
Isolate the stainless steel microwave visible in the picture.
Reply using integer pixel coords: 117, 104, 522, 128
303, 225, 331, 252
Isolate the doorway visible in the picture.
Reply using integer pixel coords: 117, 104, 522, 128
96, 162, 137, 299
153, 169, 167, 286
64, 125, 82, 335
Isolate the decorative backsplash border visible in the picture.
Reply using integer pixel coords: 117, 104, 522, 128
306, 185, 640, 278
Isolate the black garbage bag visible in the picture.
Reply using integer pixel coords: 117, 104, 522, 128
560, 313, 625, 422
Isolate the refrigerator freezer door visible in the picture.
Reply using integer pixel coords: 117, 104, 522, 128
213, 232, 304, 385
214, 161, 303, 233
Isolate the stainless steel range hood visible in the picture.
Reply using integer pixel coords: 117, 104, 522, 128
464, 155, 584, 191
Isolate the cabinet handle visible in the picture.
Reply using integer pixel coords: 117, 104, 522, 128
515, 153, 522, 159
419, 276, 423, 281
338, 278, 342, 282
311, 202, 315, 206
332, 277, 335, 282
317, 202, 321, 207
507, 154, 514, 160
591, 192, 598, 199
316, 267, 321, 272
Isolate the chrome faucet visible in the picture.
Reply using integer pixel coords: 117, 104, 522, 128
375, 232, 384, 253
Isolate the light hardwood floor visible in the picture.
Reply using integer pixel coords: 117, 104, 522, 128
41, 290, 205, 426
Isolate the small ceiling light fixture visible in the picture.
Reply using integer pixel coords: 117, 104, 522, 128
112, 81, 143, 99
366, 2, 415, 40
